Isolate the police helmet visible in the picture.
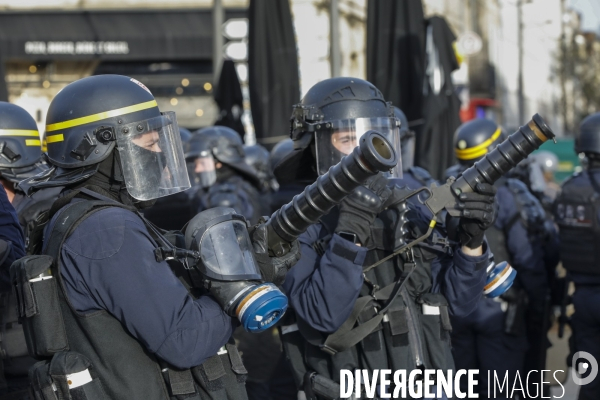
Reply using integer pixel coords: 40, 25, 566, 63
244, 144, 273, 189
577, 113, 600, 156
393, 107, 415, 171
23, 75, 190, 201
186, 127, 259, 188
454, 119, 506, 166
179, 127, 193, 143
269, 139, 294, 178
274, 77, 401, 184
193, 126, 243, 145
533, 151, 559, 174
0, 102, 47, 183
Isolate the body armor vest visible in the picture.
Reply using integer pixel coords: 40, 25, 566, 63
555, 171, 600, 275
0, 187, 62, 385
12, 189, 248, 400
280, 205, 455, 396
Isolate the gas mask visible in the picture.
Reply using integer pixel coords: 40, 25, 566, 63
185, 207, 288, 332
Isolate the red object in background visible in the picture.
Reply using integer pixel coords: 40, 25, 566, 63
460, 97, 498, 122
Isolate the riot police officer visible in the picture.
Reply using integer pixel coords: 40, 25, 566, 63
17, 75, 260, 399
554, 112, 600, 400
186, 126, 263, 224
0, 102, 61, 236
0, 102, 60, 397
273, 77, 496, 399
446, 118, 550, 399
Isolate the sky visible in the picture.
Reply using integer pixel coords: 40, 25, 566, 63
569, 0, 600, 32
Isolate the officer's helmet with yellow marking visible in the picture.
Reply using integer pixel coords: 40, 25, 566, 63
42, 74, 190, 201
0, 102, 46, 183
454, 118, 507, 166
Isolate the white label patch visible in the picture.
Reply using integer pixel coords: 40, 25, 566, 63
130, 78, 152, 94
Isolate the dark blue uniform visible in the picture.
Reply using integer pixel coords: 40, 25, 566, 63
283, 211, 489, 332
450, 182, 548, 399
45, 198, 234, 369
0, 186, 25, 291
556, 169, 600, 400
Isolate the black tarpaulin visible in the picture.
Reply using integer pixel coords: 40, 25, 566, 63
418, 16, 461, 180
366, 0, 426, 127
248, 0, 300, 150
214, 59, 245, 139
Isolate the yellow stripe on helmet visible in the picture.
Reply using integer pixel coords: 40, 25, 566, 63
45, 134, 64, 144
45, 100, 158, 132
455, 127, 502, 161
25, 139, 41, 146
0, 129, 39, 137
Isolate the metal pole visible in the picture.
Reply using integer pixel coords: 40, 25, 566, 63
517, 0, 525, 123
330, 0, 341, 77
213, 0, 224, 84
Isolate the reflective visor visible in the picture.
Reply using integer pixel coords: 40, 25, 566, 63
117, 111, 190, 201
314, 117, 402, 177
198, 218, 262, 281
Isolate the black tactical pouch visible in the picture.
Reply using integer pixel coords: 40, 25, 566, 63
28, 351, 107, 400
191, 343, 248, 400
417, 293, 454, 370
10, 255, 68, 358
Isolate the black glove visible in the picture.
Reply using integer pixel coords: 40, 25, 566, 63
335, 174, 392, 245
250, 219, 301, 286
456, 183, 498, 249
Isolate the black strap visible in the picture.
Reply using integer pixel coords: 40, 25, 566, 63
167, 369, 196, 395
300, 252, 417, 356
226, 343, 248, 375
202, 354, 226, 382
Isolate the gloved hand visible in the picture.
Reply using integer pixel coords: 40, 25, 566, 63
250, 219, 301, 286
456, 183, 498, 249
335, 173, 392, 245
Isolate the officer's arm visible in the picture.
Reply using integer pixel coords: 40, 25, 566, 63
430, 242, 489, 318
0, 185, 25, 291
61, 208, 233, 369
282, 224, 365, 333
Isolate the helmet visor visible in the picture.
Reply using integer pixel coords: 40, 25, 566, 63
187, 152, 217, 189
314, 117, 402, 177
197, 217, 261, 281
401, 135, 415, 172
117, 112, 191, 201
